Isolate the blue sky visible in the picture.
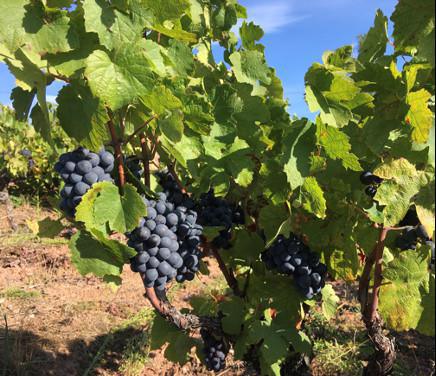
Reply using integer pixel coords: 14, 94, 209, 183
0, 0, 398, 118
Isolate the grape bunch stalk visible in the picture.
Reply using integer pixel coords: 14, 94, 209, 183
128, 193, 203, 292
262, 234, 327, 299
360, 171, 383, 198
55, 147, 114, 216
197, 190, 245, 249
201, 329, 229, 372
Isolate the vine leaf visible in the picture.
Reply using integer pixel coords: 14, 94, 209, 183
0, 0, 27, 53
230, 230, 265, 267
374, 159, 427, 226
83, 0, 145, 51
230, 50, 271, 86
316, 119, 362, 171
259, 204, 289, 244
321, 284, 340, 320
84, 43, 159, 110
300, 177, 327, 219
150, 314, 196, 365
391, 0, 435, 56
28, 11, 78, 55
282, 119, 315, 190
10, 87, 35, 121
379, 246, 434, 336
56, 84, 109, 150
220, 296, 246, 335
70, 230, 135, 282
240, 21, 264, 51
30, 217, 64, 239
76, 182, 146, 234
415, 178, 436, 235
358, 10, 389, 64
406, 89, 433, 143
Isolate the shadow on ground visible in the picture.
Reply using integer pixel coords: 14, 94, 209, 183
0, 325, 144, 376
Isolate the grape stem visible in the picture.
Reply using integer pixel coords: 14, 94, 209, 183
209, 244, 242, 297
242, 265, 252, 298
168, 163, 187, 194
139, 133, 151, 189
144, 286, 221, 332
359, 226, 396, 375
107, 111, 126, 191
124, 115, 158, 145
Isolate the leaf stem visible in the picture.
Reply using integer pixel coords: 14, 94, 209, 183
168, 163, 187, 194
124, 115, 158, 145
139, 132, 151, 189
208, 244, 242, 297
107, 113, 126, 191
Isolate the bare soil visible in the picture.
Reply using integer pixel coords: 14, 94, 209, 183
0, 204, 434, 376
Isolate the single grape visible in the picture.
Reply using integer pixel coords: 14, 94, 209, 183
99, 151, 115, 167
83, 172, 99, 185
74, 182, 90, 196
76, 160, 92, 175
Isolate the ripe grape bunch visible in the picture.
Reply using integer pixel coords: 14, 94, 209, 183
396, 226, 435, 265
262, 234, 327, 299
55, 147, 114, 216
360, 171, 383, 198
156, 170, 196, 209
197, 190, 245, 249
201, 329, 228, 372
128, 193, 204, 291
125, 156, 144, 181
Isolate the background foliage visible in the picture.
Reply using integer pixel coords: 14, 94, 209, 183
0, 104, 71, 196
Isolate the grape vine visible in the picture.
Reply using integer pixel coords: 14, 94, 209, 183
1, 0, 434, 375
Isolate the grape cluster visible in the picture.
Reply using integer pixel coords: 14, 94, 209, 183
395, 209, 435, 263
396, 225, 435, 259
125, 157, 143, 181
128, 193, 203, 291
201, 329, 228, 372
55, 148, 114, 216
156, 170, 196, 209
360, 171, 383, 198
197, 190, 245, 250
262, 234, 327, 300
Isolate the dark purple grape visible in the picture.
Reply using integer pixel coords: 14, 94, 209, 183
76, 160, 92, 175
138, 227, 151, 241
74, 182, 90, 196
147, 257, 160, 269
64, 161, 76, 173
158, 248, 171, 261
87, 153, 100, 167
145, 269, 158, 282
99, 151, 115, 167
83, 172, 99, 185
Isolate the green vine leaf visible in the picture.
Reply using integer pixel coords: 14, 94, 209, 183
301, 177, 327, 219
70, 229, 135, 280
76, 182, 146, 234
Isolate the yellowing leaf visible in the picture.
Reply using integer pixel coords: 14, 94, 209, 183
406, 89, 433, 143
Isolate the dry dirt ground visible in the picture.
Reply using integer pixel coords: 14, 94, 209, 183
0, 204, 434, 376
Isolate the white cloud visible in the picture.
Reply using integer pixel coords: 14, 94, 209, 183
246, 1, 306, 33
